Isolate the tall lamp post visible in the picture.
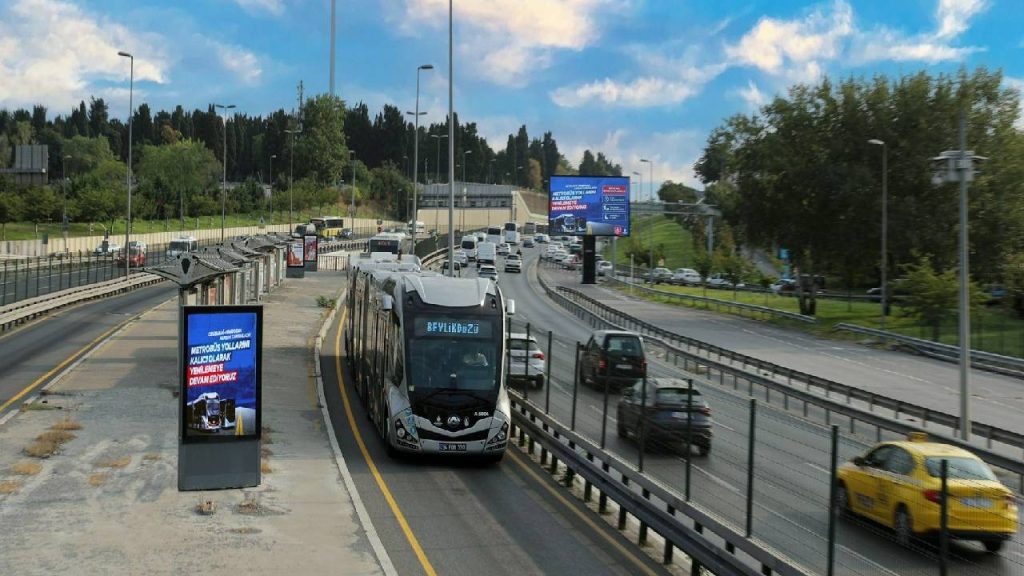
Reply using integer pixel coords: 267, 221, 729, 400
284, 127, 302, 229
348, 150, 357, 220
61, 154, 71, 252
430, 134, 448, 184
214, 103, 236, 242
868, 139, 888, 332
407, 63, 433, 253
640, 158, 654, 270
117, 50, 133, 280
269, 154, 277, 225
932, 113, 984, 440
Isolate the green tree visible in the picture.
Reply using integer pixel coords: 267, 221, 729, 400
901, 255, 985, 340
62, 136, 117, 175
295, 94, 347, 186
136, 140, 220, 223
0, 180, 25, 240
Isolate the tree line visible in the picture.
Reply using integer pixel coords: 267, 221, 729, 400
0, 92, 624, 237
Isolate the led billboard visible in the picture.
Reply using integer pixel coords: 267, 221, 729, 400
549, 175, 630, 237
181, 306, 262, 442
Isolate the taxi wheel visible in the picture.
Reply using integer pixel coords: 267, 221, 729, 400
983, 540, 1004, 553
894, 506, 914, 547
835, 483, 851, 517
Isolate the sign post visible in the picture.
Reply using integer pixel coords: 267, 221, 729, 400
549, 175, 631, 284
303, 234, 318, 272
286, 240, 305, 278
178, 305, 263, 491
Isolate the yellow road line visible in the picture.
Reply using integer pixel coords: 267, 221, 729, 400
507, 449, 661, 576
334, 310, 437, 576
0, 320, 125, 414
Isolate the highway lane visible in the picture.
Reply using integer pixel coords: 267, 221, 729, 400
320, 301, 673, 576
493, 250, 1024, 576
0, 254, 123, 305
595, 279, 1024, 438
0, 282, 176, 419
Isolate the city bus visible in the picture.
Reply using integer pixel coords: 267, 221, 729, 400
366, 232, 404, 254
503, 221, 520, 245
522, 222, 537, 236
346, 260, 513, 460
310, 216, 345, 239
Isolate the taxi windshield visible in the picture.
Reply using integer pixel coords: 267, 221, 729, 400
924, 457, 997, 481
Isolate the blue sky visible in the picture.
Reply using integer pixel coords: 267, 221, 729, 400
1, 0, 1021, 187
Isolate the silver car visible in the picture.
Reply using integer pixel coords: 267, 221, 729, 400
478, 264, 499, 283
508, 333, 545, 388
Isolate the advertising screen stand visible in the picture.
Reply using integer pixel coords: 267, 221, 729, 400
286, 241, 305, 279
178, 305, 263, 491
582, 236, 596, 284
303, 234, 319, 272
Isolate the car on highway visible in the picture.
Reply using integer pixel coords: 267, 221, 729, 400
340, 228, 353, 239
770, 278, 797, 295
116, 241, 147, 267
497, 242, 511, 256
522, 237, 535, 248
645, 267, 673, 284
504, 253, 522, 273
534, 233, 549, 243
598, 261, 614, 276
478, 264, 499, 283
670, 268, 702, 286
578, 330, 647, 391
507, 333, 545, 389
706, 273, 736, 288
836, 432, 1018, 551
441, 260, 462, 275
616, 378, 712, 455
453, 249, 469, 266
93, 241, 121, 256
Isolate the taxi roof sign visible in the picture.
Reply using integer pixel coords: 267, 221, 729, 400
907, 432, 928, 442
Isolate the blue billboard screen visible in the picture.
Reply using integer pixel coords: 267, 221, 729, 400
549, 175, 630, 237
182, 306, 262, 441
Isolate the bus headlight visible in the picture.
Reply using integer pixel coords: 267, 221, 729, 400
487, 421, 509, 446
394, 419, 420, 449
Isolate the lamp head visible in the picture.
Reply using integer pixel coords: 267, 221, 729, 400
117, 51, 132, 58
419, 64, 434, 70
867, 139, 884, 146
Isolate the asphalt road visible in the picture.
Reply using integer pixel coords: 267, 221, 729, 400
320, 299, 673, 576
0, 282, 177, 419
602, 278, 1024, 439
0, 254, 124, 305
490, 250, 1024, 576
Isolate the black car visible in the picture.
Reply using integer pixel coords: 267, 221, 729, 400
617, 378, 712, 455
578, 330, 646, 391
340, 228, 353, 239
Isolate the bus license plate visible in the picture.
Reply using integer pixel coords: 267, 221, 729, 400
439, 443, 467, 452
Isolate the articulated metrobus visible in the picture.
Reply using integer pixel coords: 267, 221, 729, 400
346, 260, 513, 459
367, 232, 405, 254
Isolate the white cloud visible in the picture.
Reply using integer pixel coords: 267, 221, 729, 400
0, 0, 169, 110
214, 42, 263, 86
561, 128, 704, 190
735, 80, 768, 110
392, 0, 620, 86
935, 0, 988, 39
551, 77, 700, 108
233, 0, 285, 16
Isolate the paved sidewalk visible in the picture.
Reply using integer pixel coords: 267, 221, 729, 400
0, 271, 383, 575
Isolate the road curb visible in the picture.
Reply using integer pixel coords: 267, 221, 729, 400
313, 277, 397, 576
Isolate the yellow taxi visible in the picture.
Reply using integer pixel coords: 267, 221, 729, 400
836, 432, 1018, 552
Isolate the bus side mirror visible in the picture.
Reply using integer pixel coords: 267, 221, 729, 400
506, 299, 516, 316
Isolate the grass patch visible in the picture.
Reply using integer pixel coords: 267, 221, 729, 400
237, 495, 262, 515
316, 295, 336, 309
260, 459, 272, 474
51, 418, 83, 431
24, 430, 76, 458
230, 527, 261, 535
11, 461, 43, 475
88, 473, 109, 487
37, 430, 75, 443
0, 480, 21, 494
615, 281, 1024, 358
605, 215, 698, 270
20, 402, 59, 412
95, 456, 131, 469
142, 453, 162, 461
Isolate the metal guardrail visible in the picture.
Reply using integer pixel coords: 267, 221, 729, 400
0, 273, 165, 332
535, 276, 1024, 488
834, 322, 1024, 376
508, 393, 813, 576
606, 275, 816, 324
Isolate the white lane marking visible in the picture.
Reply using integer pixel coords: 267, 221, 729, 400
717, 423, 737, 433
1009, 551, 1024, 560
587, 405, 617, 423
688, 463, 740, 494
806, 463, 829, 474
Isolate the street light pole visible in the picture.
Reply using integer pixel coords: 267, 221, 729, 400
214, 103, 236, 243
62, 154, 71, 253
431, 134, 447, 185
407, 63, 433, 255
284, 127, 302, 229
640, 158, 654, 270
269, 154, 276, 225
868, 139, 888, 332
447, 0, 455, 275
117, 51, 133, 280
349, 150, 356, 219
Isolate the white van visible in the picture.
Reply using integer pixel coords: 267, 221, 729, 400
476, 241, 496, 268
460, 235, 478, 261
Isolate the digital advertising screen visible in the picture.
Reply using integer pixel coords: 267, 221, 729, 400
303, 235, 318, 262
549, 175, 630, 237
287, 241, 304, 267
181, 306, 262, 442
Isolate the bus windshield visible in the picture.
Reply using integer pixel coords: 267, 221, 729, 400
408, 317, 498, 392
368, 238, 400, 254
504, 222, 516, 231
486, 227, 501, 236
326, 218, 343, 229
